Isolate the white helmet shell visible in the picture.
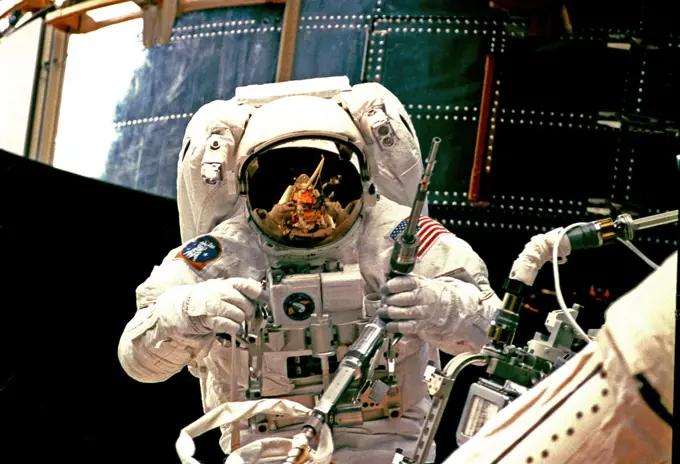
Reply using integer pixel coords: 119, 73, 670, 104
234, 95, 375, 187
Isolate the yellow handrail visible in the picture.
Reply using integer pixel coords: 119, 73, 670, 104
1, 0, 53, 21
44, 0, 285, 34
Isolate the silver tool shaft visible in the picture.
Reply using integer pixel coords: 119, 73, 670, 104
389, 137, 441, 276
230, 340, 241, 451
321, 356, 330, 391
633, 210, 678, 231
403, 137, 440, 241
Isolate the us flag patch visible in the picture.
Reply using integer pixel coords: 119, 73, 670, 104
389, 216, 452, 258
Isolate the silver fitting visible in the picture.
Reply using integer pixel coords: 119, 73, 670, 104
201, 134, 228, 184
201, 163, 222, 184
364, 105, 398, 150
614, 213, 636, 241
249, 414, 270, 433
309, 313, 335, 357
363, 293, 382, 317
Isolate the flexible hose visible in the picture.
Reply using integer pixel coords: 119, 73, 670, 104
552, 224, 592, 343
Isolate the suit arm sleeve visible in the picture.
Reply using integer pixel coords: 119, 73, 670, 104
117, 250, 210, 383
415, 235, 501, 355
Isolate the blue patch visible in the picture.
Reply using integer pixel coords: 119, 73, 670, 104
175, 235, 222, 271
389, 218, 421, 240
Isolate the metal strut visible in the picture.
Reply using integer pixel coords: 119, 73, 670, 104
395, 353, 489, 464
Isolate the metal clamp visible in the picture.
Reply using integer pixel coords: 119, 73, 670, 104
134, 0, 178, 47
363, 105, 398, 150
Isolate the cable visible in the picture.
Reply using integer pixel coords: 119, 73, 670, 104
552, 221, 661, 342
552, 223, 591, 343
617, 237, 660, 270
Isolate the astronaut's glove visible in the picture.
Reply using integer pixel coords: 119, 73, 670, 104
376, 275, 462, 340
158, 278, 268, 342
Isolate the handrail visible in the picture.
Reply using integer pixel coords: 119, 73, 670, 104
1, 0, 53, 21
3, 0, 297, 81
44, 0, 285, 34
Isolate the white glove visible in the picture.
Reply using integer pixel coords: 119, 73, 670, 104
377, 275, 456, 337
119, 277, 268, 383
376, 274, 493, 350
157, 277, 268, 341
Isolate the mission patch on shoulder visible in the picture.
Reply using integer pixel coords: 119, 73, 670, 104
175, 235, 222, 271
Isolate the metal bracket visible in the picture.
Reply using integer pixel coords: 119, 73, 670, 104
396, 353, 489, 464
133, 0, 178, 47
362, 105, 398, 150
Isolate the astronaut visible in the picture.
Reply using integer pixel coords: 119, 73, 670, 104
118, 77, 501, 463
443, 251, 675, 464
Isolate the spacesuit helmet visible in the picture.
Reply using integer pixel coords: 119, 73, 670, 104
176, 78, 426, 244
235, 95, 377, 252
241, 137, 366, 249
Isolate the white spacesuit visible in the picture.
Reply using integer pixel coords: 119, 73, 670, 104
443, 251, 676, 464
118, 77, 501, 463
